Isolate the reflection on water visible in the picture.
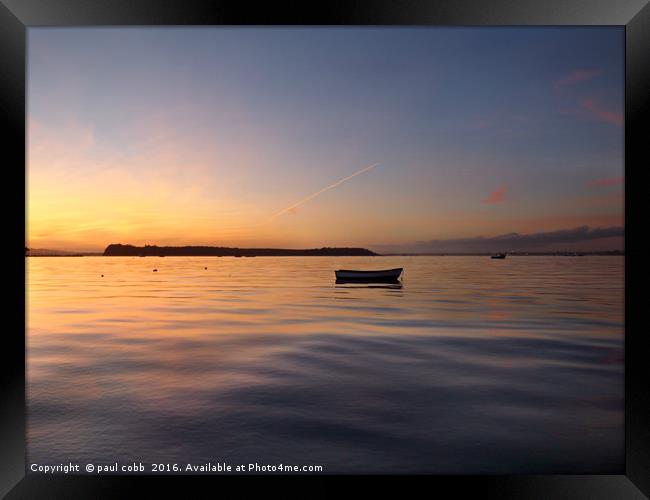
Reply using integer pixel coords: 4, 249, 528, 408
335, 281, 403, 289
27, 256, 624, 473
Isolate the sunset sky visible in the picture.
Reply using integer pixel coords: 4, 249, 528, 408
27, 27, 624, 253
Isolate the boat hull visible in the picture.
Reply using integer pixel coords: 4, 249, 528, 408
335, 268, 403, 282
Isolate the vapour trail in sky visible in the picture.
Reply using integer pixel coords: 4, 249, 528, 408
270, 163, 380, 221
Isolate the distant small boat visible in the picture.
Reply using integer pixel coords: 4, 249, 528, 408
491, 253, 507, 259
335, 268, 403, 282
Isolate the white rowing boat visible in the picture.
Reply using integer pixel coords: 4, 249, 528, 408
335, 268, 403, 282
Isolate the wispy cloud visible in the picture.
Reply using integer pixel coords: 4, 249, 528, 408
554, 69, 601, 89
553, 68, 622, 127
270, 162, 380, 220
578, 97, 623, 126
481, 185, 508, 204
587, 176, 624, 187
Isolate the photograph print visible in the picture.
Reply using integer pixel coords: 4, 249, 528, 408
26, 27, 624, 475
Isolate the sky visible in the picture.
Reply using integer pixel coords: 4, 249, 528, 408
27, 27, 624, 253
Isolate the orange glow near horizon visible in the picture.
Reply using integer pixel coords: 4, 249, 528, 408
26, 111, 623, 252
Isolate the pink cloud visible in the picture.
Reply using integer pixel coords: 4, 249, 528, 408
587, 176, 624, 187
554, 69, 601, 88
482, 185, 508, 204
578, 98, 623, 126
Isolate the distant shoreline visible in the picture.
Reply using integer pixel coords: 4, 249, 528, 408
381, 251, 624, 257
26, 251, 625, 257
24, 244, 624, 257
102, 244, 377, 257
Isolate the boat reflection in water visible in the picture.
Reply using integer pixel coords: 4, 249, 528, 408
335, 280, 403, 289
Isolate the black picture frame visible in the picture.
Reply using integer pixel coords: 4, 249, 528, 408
2, 1, 648, 498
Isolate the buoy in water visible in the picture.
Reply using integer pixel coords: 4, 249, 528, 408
153, 269, 158, 272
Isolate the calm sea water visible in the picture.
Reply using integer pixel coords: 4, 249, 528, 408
27, 256, 624, 474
